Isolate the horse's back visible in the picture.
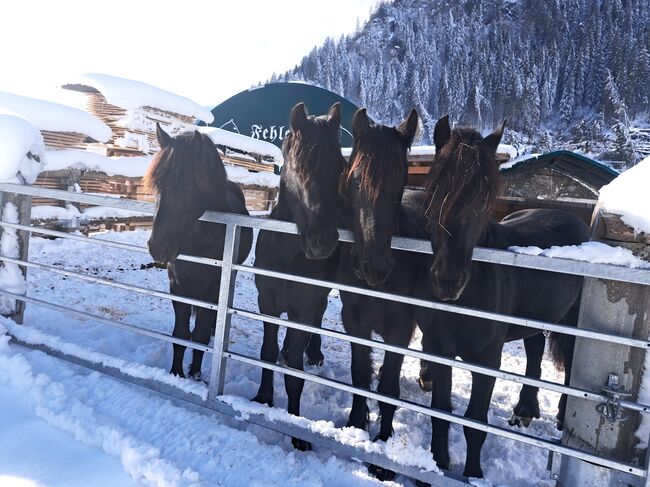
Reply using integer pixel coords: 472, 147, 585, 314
499, 208, 589, 247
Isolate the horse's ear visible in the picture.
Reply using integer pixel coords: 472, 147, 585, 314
352, 108, 370, 137
481, 120, 506, 156
433, 115, 451, 152
290, 102, 308, 131
328, 102, 341, 130
156, 123, 172, 149
191, 130, 204, 152
397, 108, 418, 146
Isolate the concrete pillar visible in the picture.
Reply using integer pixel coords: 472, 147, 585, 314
558, 211, 650, 486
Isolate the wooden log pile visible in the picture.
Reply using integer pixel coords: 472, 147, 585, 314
63, 85, 196, 156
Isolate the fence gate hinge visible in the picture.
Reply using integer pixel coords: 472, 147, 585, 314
596, 373, 632, 423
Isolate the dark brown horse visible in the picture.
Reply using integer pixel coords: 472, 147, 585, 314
252, 103, 346, 450
414, 116, 588, 479
337, 107, 421, 480
146, 125, 253, 380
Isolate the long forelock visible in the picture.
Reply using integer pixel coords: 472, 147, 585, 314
144, 132, 226, 194
346, 126, 407, 202
283, 117, 344, 186
425, 128, 500, 232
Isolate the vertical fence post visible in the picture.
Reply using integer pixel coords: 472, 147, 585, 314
208, 223, 241, 401
557, 209, 650, 486
0, 187, 32, 325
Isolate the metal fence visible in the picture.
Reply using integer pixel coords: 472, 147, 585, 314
1, 181, 650, 486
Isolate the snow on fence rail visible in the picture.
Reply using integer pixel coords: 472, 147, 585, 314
0, 181, 649, 485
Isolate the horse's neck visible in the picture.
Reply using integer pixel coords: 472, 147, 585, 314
271, 187, 294, 222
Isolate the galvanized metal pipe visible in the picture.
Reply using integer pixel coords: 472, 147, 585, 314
0, 220, 223, 268
225, 351, 646, 478
229, 308, 650, 414
0, 255, 220, 312
0, 289, 212, 352
208, 224, 241, 399
233, 264, 650, 350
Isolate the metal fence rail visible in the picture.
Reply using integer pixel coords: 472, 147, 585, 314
1, 182, 650, 485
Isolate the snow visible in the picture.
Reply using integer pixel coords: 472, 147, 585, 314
225, 165, 280, 188
499, 153, 541, 170
0, 382, 142, 487
508, 241, 650, 269
342, 144, 517, 159
0, 228, 564, 486
31, 205, 149, 221
0, 92, 111, 143
45, 150, 153, 178
68, 74, 214, 124
0, 112, 45, 184
598, 155, 650, 235
199, 126, 284, 163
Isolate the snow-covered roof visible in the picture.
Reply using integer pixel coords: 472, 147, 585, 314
198, 127, 283, 163
599, 155, 650, 235
341, 144, 517, 158
0, 111, 46, 183
44, 150, 152, 178
0, 92, 111, 143
66, 74, 214, 124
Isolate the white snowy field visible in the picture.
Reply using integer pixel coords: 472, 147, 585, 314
0, 229, 567, 486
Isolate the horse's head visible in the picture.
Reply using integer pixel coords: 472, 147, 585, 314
425, 116, 505, 301
282, 102, 346, 259
343, 108, 418, 286
145, 124, 228, 265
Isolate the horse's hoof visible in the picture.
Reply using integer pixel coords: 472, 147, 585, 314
306, 352, 324, 366
508, 414, 533, 428
418, 377, 433, 392
292, 437, 312, 451
556, 418, 564, 431
252, 392, 273, 407
170, 368, 185, 378
462, 467, 484, 480
415, 481, 431, 487
188, 370, 207, 384
368, 463, 396, 481
346, 409, 370, 431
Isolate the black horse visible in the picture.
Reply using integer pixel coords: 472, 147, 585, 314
252, 103, 346, 450
337, 107, 420, 438
146, 125, 253, 380
414, 116, 588, 479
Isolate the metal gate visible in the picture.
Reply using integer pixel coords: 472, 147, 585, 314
1, 181, 650, 486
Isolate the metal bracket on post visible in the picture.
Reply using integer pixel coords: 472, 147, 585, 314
596, 373, 632, 423
208, 223, 241, 401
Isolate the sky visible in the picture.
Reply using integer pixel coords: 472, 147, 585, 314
0, 0, 381, 107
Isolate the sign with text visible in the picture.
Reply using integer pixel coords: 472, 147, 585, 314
206, 82, 363, 149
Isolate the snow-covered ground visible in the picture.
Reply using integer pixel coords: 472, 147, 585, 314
0, 228, 568, 486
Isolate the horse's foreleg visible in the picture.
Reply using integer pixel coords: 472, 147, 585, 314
188, 307, 217, 381
509, 333, 544, 427
557, 336, 575, 431
170, 300, 192, 377
463, 368, 498, 479
429, 362, 452, 471
341, 302, 372, 431
376, 350, 406, 441
283, 323, 312, 451
253, 296, 281, 407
